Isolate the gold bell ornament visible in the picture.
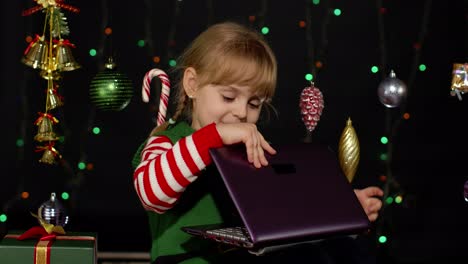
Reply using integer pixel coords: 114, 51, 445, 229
54, 39, 81, 71
338, 118, 360, 183
46, 84, 64, 111
450, 63, 468, 101
34, 112, 59, 142
36, 143, 62, 165
21, 34, 49, 70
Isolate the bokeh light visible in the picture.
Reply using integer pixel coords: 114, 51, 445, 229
89, 49, 97, 57
104, 27, 112, 35
0, 214, 7, 222
61, 192, 70, 200
21, 192, 29, 199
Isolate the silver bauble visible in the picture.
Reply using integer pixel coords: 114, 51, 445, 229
464, 180, 468, 202
38, 192, 69, 227
377, 70, 407, 108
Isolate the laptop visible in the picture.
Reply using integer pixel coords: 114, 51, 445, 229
182, 143, 370, 255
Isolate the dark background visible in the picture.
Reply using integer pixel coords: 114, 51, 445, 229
1, 1, 468, 263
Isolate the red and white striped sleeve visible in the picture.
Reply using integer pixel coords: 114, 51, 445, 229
133, 123, 223, 214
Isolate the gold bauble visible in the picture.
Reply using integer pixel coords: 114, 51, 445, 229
338, 117, 360, 182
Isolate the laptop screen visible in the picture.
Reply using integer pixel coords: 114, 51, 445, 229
209, 143, 370, 246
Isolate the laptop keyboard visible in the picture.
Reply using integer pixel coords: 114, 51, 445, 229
205, 226, 253, 247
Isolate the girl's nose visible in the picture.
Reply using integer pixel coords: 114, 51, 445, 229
232, 104, 247, 121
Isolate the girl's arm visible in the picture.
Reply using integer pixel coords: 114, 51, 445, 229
133, 123, 223, 214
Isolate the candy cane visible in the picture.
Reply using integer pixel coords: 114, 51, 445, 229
142, 68, 171, 126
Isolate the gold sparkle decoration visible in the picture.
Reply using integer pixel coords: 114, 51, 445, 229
338, 117, 360, 182
450, 63, 468, 101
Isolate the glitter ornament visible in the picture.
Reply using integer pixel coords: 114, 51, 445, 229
450, 63, 468, 101
89, 58, 134, 111
338, 118, 360, 182
299, 83, 324, 132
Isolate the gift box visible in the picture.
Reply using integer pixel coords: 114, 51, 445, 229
0, 230, 97, 264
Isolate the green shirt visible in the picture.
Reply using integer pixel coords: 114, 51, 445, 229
133, 122, 226, 263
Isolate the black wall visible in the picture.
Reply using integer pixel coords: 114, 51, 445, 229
1, 1, 467, 262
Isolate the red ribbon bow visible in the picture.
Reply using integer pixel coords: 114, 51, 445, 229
17, 226, 59, 242
53, 39, 76, 48
34, 112, 59, 125
24, 34, 43, 55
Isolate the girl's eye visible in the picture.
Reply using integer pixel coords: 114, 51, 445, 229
249, 102, 261, 109
223, 96, 235, 102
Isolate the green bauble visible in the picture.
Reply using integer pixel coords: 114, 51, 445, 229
89, 59, 133, 111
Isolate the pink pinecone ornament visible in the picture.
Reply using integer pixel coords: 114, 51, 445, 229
299, 84, 324, 132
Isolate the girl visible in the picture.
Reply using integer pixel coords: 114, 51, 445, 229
133, 21, 383, 264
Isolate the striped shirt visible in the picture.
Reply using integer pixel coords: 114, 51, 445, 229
133, 123, 223, 214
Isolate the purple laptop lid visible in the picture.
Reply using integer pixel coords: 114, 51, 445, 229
209, 143, 370, 246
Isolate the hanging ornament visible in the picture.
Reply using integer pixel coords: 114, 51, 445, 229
299, 82, 324, 132
37, 192, 69, 227
464, 180, 468, 202
54, 39, 81, 71
450, 63, 468, 101
35, 142, 62, 164
89, 58, 134, 111
142, 68, 172, 126
377, 70, 408, 108
34, 112, 59, 142
46, 83, 64, 111
338, 118, 360, 183
22, 35, 49, 70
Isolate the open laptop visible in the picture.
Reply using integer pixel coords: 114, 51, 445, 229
182, 143, 370, 255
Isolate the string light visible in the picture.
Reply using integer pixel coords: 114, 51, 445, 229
378, 235, 387, 243
380, 153, 388, 161
137, 40, 145, 47
78, 162, 86, 170
395, 195, 403, 204
403, 113, 410, 119
89, 49, 97, 56
261, 26, 270, 35
379, 175, 387, 182
371, 66, 379, 73
16, 139, 24, 147
168, 59, 177, 67
418, 64, 426, 71
305, 73, 313, 81
21, 191, 30, 199
86, 163, 94, 171
298, 20, 306, 28
333, 9, 342, 16
61, 192, 70, 200
92, 127, 101, 135
104, 27, 112, 35
380, 136, 388, 144
385, 196, 394, 204
0, 214, 7, 223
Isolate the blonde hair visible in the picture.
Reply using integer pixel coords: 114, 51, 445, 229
152, 22, 277, 134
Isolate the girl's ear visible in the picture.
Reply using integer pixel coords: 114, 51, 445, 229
183, 67, 198, 98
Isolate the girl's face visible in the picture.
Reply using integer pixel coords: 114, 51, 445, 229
190, 83, 264, 130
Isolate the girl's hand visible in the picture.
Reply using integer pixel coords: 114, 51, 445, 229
216, 123, 276, 168
354, 186, 384, 222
